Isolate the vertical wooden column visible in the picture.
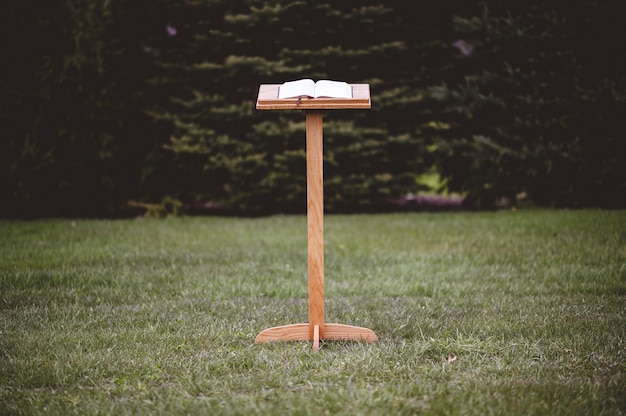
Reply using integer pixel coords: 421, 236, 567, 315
306, 111, 325, 348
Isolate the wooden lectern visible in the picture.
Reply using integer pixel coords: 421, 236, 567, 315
255, 83, 377, 351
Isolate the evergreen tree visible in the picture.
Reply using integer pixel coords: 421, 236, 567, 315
0, 0, 165, 217
426, 0, 626, 208
150, 0, 445, 213
2, 0, 623, 216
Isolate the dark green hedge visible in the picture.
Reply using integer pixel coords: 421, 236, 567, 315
1, 0, 624, 217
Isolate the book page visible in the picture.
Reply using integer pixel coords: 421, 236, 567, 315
278, 79, 315, 99
314, 80, 352, 98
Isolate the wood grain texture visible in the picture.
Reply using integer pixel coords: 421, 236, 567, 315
255, 324, 310, 343
254, 323, 378, 343
306, 111, 325, 339
322, 323, 378, 342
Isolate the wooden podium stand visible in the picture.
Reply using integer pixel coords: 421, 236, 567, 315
255, 83, 377, 351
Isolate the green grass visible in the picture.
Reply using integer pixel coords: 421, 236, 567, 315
1, 210, 624, 415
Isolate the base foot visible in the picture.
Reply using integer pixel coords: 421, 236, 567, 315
255, 323, 378, 346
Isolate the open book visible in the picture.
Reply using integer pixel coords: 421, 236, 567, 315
278, 79, 353, 99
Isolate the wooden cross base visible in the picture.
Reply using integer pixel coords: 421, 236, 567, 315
255, 85, 377, 351
255, 323, 378, 352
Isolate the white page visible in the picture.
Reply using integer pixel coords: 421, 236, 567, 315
314, 80, 352, 98
278, 79, 316, 99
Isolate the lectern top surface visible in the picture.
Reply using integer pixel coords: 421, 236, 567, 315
256, 84, 371, 110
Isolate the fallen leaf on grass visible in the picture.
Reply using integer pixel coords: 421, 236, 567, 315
445, 353, 457, 364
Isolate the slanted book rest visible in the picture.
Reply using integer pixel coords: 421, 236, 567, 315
256, 79, 370, 110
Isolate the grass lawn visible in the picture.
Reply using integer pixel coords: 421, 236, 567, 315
1, 210, 624, 415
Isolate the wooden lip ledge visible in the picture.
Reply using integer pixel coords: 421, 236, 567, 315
256, 84, 371, 110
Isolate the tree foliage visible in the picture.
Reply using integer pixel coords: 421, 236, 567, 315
428, 1, 626, 208
1, 0, 623, 217
0, 0, 164, 217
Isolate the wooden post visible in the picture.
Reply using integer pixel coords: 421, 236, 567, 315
306, 111, 325, 351
254, 84, 377, 350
